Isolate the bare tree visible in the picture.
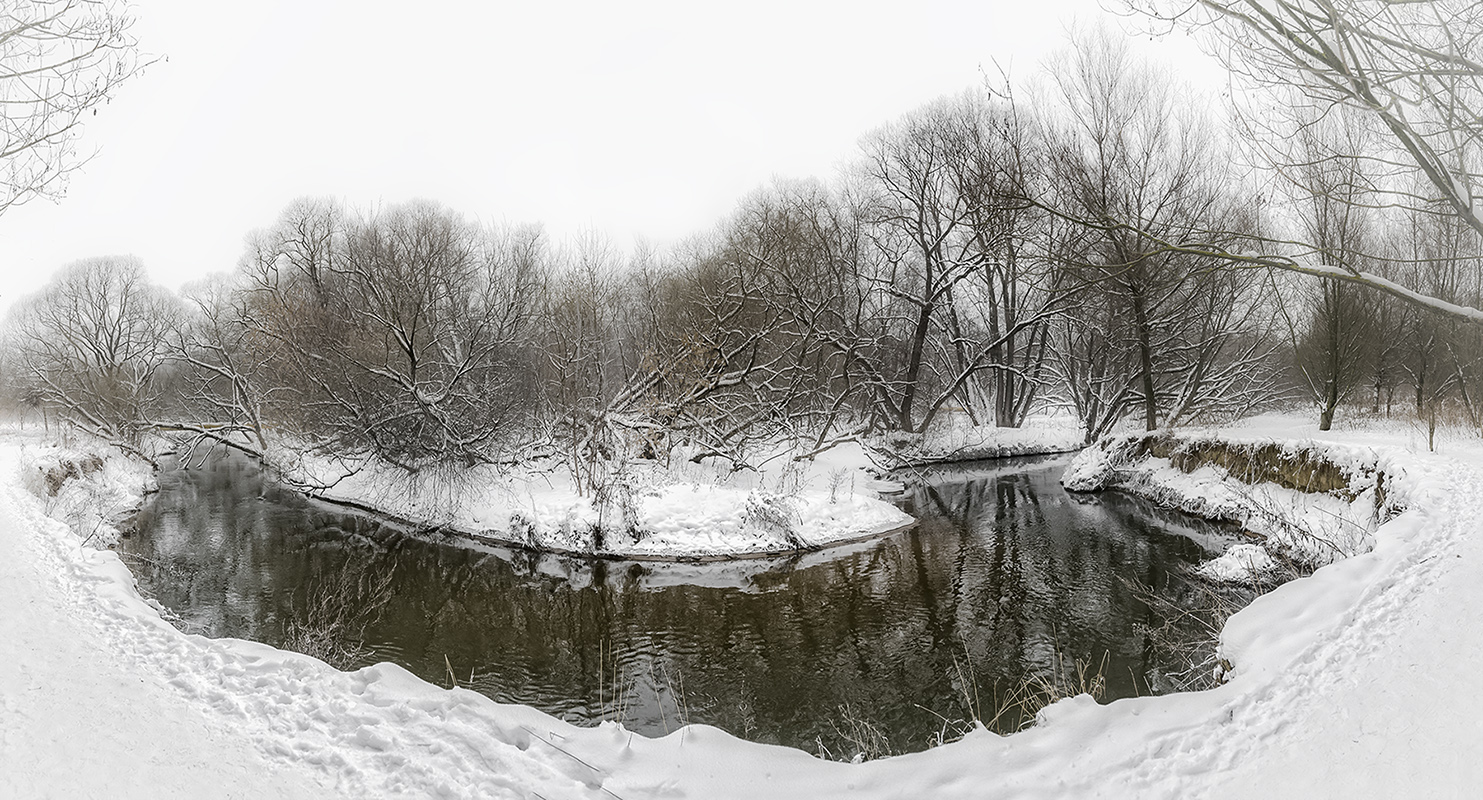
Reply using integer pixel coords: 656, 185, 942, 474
238, 198, 545, 471
4, 256, 178, 457
857, 99, 980, 433
164, 272, 277, 460
855, 91, 1068, 434
1041, 29, 1278, 440
1390, 191, 1483, 429
946, 89, 1064, 428
716, 181, 880, 453
540, 231, 632, 489
0, 0, 145, 215
1273, 113, 1378, 430
542, 220, 829, 485
1130, 0, 1483, 323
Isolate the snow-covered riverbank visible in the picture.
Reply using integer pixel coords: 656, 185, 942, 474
287, 441, 916, 561
4, 415, 1481, 797
280, 418, 1090, 562
1063, 428, 1402, 577
876, 414, 1087, 466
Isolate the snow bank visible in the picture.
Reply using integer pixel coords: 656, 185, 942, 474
269, 417, 1090, 562
877, 413, 1085, 465
1197, 543, 1277, 583
1063, 431, 1404, 568
283, 440, 914, 561
13, 433, 157, 549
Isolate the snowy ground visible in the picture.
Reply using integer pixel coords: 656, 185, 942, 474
4, 413, 1482, 797
282, 416, 1085, 562
284, 440, 915, 561
879, 413, 1086, 466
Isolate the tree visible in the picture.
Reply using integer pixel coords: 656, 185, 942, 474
1131, 0, 1483, 323
1041, 29, 1278, 440
1, 0, 145, 215
723, 180, 883, 450
542, 216, 837, 486
238, 198, 545, 471
4, 256, 178, 456
539, 230, 635, 489
1274, 110, 1378, 430
858, 99, 981, 433
1390, 193, 1483, 431
944, 90, 1062, 428
165, 272, 277, 461
855, 91, 1066, 434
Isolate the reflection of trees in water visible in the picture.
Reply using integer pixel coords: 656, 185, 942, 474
126, 459, 1225, 756
280, 550, 397, 670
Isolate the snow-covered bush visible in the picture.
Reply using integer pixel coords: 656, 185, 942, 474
742, 491, 804, 548
16, 439, 156, 549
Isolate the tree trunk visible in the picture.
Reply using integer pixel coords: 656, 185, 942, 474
1319, 386, 1338, 431
1132, 288, 1157, 431
1320, 280, 1341, 431
898, 300, 935, 433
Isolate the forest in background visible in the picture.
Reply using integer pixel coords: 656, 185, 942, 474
6, 24, 1483, 486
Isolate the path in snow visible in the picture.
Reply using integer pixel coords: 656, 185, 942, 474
1203, 451, 1483, 798
0, 459, 333, 799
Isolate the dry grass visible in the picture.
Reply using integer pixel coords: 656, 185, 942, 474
907, 644, 1116, 751
1127, 557, 1306, 694
819, 703, 893, 763
1130, 433, 1355, 494
741, 491, 805, 548
980, 649, 1110, 734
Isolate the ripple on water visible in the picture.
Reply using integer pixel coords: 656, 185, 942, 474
122, 453, 1236, 754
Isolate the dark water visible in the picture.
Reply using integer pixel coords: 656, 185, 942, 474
120, 454, 1235, 756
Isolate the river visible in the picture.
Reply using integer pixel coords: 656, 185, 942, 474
120, 453, 1238, 757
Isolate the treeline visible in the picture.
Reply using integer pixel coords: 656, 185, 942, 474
5, 32, 1482, 476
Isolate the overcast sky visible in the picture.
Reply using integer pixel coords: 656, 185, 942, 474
0, 0, 1224, 316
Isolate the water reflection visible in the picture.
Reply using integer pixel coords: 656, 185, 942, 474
122, 454, 1233, 755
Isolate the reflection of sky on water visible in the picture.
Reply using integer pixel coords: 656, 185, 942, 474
123, 454, 1234, 755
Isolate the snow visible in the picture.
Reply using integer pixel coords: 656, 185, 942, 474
273, 417, 1087, 562
15, 439, 157, 549
4, 413, 1483, 797
880, 413, 1086, 465
0, 431, 673, 799
286, 440, 916, 561
1065, 448, 1384, 567
1196, 543, 1277, 582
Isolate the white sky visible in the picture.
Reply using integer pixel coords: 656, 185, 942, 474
0, 0, 1225, 316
